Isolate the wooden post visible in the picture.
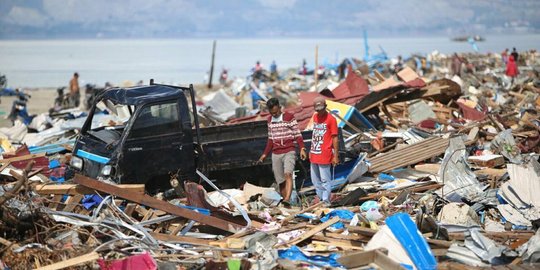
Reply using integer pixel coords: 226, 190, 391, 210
314, 45, 319, 88
207, 40, 216, 89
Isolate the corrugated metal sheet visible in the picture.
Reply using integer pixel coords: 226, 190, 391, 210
368, 137, 449, 173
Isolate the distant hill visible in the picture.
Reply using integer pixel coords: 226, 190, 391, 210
1, 0, 539, 39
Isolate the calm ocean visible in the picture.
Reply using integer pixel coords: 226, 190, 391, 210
1, 35, 539, 88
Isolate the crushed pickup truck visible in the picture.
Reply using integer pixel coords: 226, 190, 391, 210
66, 82, 330, 191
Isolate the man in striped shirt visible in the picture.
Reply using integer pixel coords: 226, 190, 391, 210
258, 98, 307, 202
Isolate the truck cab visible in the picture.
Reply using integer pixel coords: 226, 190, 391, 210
69, 84, 199, 191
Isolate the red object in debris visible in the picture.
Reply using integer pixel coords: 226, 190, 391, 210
98, 252, 157, 270
418, 119, 437, 129
332, 66, 370, 99
457, 102, 487, 121
405, 78, 426, 88
2, 145, 51, 177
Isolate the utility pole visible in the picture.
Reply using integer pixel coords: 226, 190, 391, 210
208, 40, 216, 89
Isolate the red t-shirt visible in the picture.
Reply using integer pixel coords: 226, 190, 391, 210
309, 112, 338, 164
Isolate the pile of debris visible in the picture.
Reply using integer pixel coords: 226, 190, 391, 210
1, 50, 540, 269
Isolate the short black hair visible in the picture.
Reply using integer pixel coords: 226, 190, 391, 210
266, 98, 280, 110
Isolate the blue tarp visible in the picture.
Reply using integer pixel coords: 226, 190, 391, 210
386, 213, 437, 270
320, 209, 356, 229
278, 245, 343, 268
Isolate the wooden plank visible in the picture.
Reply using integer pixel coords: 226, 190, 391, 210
312, 235, 364, 249
74, 174, 244, 233
62, 194, 83, 212
448, 231, 534, 241
34, 184, 145, 195
48, 194, 63, 210
124, 203, 137, 216
149, 232, 211, 246
35, 251, 99, 270
359, 91, 400, 113
426, 238, 453, 248
431, 248, 448, 257
141, 209, 156, 221
311, 240, 363, 250
0, 153, 46, 164
475, 168, 507, 178
344, 225, 377, 237
0, 236, 21, 250
414, 163, 441, 175
0, 161, 11, 173
338, 248, 405, 270
323, 232, 369, 241
468, 155, 505, 168
284, 217, 340, 246
373, 70, 386, 81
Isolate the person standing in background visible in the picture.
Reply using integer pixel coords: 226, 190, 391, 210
309, 97, 339, 205
501, 48, 509, 65
506, 55, 519, 87
69, 72, 80, 107
270, 60, 278, 81
451, 53, 463, 77
511, 47, 519, 63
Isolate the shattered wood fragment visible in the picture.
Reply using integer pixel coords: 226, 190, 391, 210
62, 194, 83, 212
337, 248, 406, 269
35, 251, 99, 270
467, 155, 505, 168
414, 163, 441, 174
0, 161, 34, 206
0, 236, 21, 250
283, 216, 340, 246
74, 174, 244, 233
281, 202, 323, 225
353, 183, 444, 202
448, 231, 535, 241
311, 240, 364, 250
311, 235, 364, 249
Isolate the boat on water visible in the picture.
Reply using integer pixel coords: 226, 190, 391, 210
451, 35, 485, 42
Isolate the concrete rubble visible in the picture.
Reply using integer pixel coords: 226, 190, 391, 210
1, 49, 540, 269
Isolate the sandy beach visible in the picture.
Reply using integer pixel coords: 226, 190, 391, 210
0, 83, 218, 128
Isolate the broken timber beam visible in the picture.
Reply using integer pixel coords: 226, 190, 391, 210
34, 183, 145, 195
74, 174, 244, 233
0, 153, 46, 164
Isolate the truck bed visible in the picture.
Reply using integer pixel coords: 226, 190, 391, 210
196, 121, 312, 172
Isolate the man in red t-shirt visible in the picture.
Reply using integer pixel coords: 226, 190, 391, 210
309, 97, 339, 205
258, 98, 307, 202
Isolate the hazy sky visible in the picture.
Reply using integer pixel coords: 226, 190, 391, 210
1, 0, 538, 39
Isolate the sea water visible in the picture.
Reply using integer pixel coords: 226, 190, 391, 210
0, 35, 539, 88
